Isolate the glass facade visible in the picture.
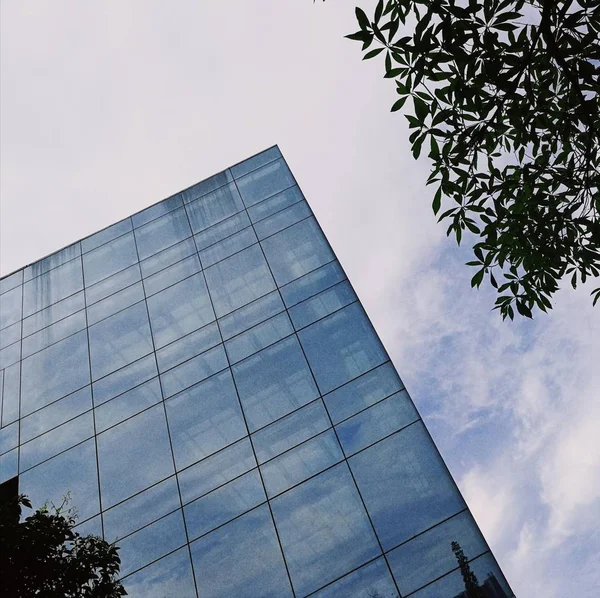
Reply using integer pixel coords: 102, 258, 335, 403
0, 146, 513, 597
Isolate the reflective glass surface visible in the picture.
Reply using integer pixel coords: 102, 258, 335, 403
83, 233, 138, 286
185, 182, 244, 233
236, 158, 295, 207
134, 207, 192, 260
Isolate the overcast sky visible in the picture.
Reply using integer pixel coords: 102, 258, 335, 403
1, 2, 599, 596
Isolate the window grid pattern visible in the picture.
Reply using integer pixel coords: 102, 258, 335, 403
0, 146, 513, 598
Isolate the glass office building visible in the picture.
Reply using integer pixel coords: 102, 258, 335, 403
0, 147, 512, 597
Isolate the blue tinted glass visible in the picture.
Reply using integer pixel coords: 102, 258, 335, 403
198, 227, 257, 268
232, 335, 319, 431
73, 514, 102, 537
230, 146, 281, 179
181, 170, 233, 204
82, 232, 138, 286
185, 182, 244, 233
121, 546, 197, 598
204, 245, 276, 318
184, 469, 265, 541
0, 448, 18, 483
388, 510, 487, 596
247, 185, 304, 223
280, 260, 345, 308
261, 217, 334, 286
324, 361, 402, 424
194, 211, 251, 251
118, 510, 187, 577
143, 254, 201, 298
147, 274, 214, 349
0, 322, 20, 350
132, 194, 183, 228
179, 438, 256, 505
86, 283, 145, 325
97, 404, 175, 508
1, 363, 20, 426
92, 354, 157, 405
21, 330, 90, 415
299, 302, 387, 395
0, 421, 18, 455
349, 422, 465, 551
0, 340, 20, 370
156, 322, 221, 373
236, 159, 295, 207
0, 285, 22, 329
24, 244, 81, 281
224, 311, 293, 364
81, 218, 132, 253
134, 207, 192, 260
191, 504, 293, 598
139, 237, 197, 278
270, 463, 380, 596
22, 310, 87, 358
166, 370, 247, 470
218, 291, 284, 340
22, 291, 85, 337
20, 439, 99, 521
0, 270, 23, 295
254, 200, 312, 241
336, 391, 418, 456
85, 264, 141, 305
88, 302, 153, 380
261, 429, 344, 497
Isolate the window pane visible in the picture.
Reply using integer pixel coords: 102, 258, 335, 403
92, 354, 157, 405
89, 302, 153, 380
21, 330, 90, 415
205, 245, 276, 318
166, 370, 247, 470
232, 335, 319, 432
1, 362, 20, 425
236, 159, 295, 207
0, 448, 18, 484
0, 285, 22, 329
299, 302, 387, 395
254, 200, 311, 241
139, 237, 197, 278
247, 185, 304, 223
0, 421, 18, 455
181, 170, 233, 204
97, 404, 174, 508
198, 227, 257, 269
85, 264, 141, 305
22, 310, 87, 358
0, 270, 23, 295
270, 463, 380, 596
218, 291, 284, 341
83, 232, 138, 286
194, 211, 251, 251
81, 218, 132, 253
24, 244, 81, 281
0, 322, 20, 350
156, 322, 221, 373
143, 254, 201, 298
87, 283, 145, 325
231, 146, 281, 179
22, 291, 85, 337
191, 504, 293, 598
19, 439, 99, 521
0, 340, 20, 370
147, 274, 214, 349
185, 182, 244, 233
134, 207, 192, 260
280, 260, 344, 308
349, 422, 465, 551
132, 194, 183, 228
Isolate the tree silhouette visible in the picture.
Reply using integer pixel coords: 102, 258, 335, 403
452, 541, 485, 598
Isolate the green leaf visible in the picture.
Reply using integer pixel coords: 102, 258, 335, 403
363, 48, 384, 60
432, 187, 442, 214
391, 97, 407, 112
413, 96, 428, 121
355, 7, 370, 30
471, 268, 485, 287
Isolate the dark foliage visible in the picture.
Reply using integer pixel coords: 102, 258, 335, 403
452, 540, 485, 597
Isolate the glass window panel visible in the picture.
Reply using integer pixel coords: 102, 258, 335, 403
97, 404, 174, 508
139, 237, 197, 278
22, 310, 87, 358
205, 244, 276, 318
252, 400, 330, 464
86, 283, 144, 326
161, 345, 228, 399
0, 340, 20, 370
185, 182, 244, 233
134, 207, 192, 260
166, 370, 247, 470
336, 391, 419, 456
0, 322, 20, 350
247, 185, 304, 223
103, 476, 181, 543
73, 514, 102, 537
184, 469, 265, 541
218, 291, 284, 341
194, 211, 251, 251
236, 159, 295, 207
121, 546, 197, 598
1, 362, 20, 426
280, 260, 345, 308
232, 335, 319, 432
143, 254, 200, 298
19, 439, 99, 521
85, 264, 141, 306
387, 511, 487, 596
312, 557, 398, 598
324, 362, 403, 424
289, 280, 357, 330
2, 283, 22, 324
21, 330, 90, 416
225, 311, 293, 364
23, 258, 83, 317
89, 302, 153, 380
181, 170, 233, 204
24, 244, 81, 281
254, 200, 312, 241
118, 510, 187, 578
20, 386, 92, 443
82, 233, 138, 287
270, 463, 380, 596
156, 322, 220, 373
132, 194, 183, 228
0, 421, 18, 455
20, 411, 94, 472
81, 217, 132, 253
0, 270, 23, 295
95, 377, 163, 432
198, 227, 257, 268
0, 448, 18, 484
299, 302, 387, 395
261, 429, 343, 498
191, 504, 293, 598
262, 217, 334, 286
349, 422, 466, 551
231, 146, 281, 179
179, 438, 256, 505
22, 291, 85, 337
92, 354, 157, 405
147, 274, 214, 349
